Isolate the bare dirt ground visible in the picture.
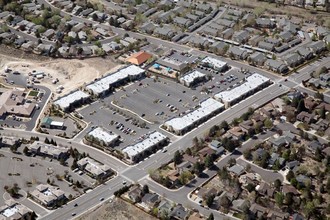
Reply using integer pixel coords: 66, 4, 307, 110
0, 45, 119, 98
76, 198, 157, 220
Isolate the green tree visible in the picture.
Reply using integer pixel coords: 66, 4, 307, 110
206, 194, 215, 207
304, 201, 316, 218
286, 170, 295, 181
275, 192, 284, 207
319, 106, 326, 119
173, 150, 182, 166
220, 121, 229, 131
297, 99, 306, 113
193, 161, 204, 176
274, 179, 282, 191
204, 155, 214, 168
179, 171, 193, 185
315, 91, 324, 101
220, 196, 231, 210
243, 150, 252, 160
264, 118, 273, 129
207, 213, 214, 220
142, 185, 149, 194
23, 146, 29, 155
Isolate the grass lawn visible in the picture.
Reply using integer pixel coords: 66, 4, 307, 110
28, 90, 39, 97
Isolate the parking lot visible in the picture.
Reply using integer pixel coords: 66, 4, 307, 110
0, 148, 92, 207
193, 66, 248, 95
78, 100, 155, 150
112, 77, 209, 123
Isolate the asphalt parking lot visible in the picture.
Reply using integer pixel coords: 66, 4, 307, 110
78, 101, 154, 150
113, 77, 208, 123
194, 67, 248, 95
0, 148, 91, 207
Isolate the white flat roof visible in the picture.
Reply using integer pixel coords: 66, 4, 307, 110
214, 73, 270, 103
122, 131, 167, 158
50, 121, 64, 127
2, 205, 18, 217
180, 70, 205, 84
54, 90, 90, 110
164, 98, 224, 131
87, 127, 119, 145
202, 56, 227, 69
86, 65, 145, 95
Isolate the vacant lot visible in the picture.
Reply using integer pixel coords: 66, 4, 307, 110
0, 47, 119, 98
77, 198, 157, 220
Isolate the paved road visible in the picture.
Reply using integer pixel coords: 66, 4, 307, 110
0, 129, 129, 172
3, 1, 325, 218
40, 176, 126, 220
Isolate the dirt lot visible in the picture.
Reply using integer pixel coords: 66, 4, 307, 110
0, 45, 119, 98
76, 198, 157, 220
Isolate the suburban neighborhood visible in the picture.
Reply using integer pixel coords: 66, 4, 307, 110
0, 0, 329, 220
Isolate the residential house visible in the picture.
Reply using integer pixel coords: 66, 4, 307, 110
173, 17, 192, 28
154, 27, 175, 39
256, 18, 276, 28
248, 52, 266, 66
196, 3, 212, 12
198, 147, 215, 161
316, 26, 329, 38
297, 47, 313, 60
275, 44, 290, 53
296, 111, 315, 124
232, 30, 250, 44
249, 35, 264, 47
279, 31, 294, 43
282, 184, 300, 196
257, 182, 275, 197
239, 120, 255, 134
197, 187, 217, 200
209, 41, 228, 55
267, 210, 289, 220
170, 204, 189, 220
312, 119, 330, 132
265, 59, 289, 74
308, 140, 323, 153
201, 26, 220, 37
268, 134, 293, 150
268, 153, 285, 168
215, 19, 235, 28
265, 37, 281, 47
157, 200, 173, 218
141, 193, 160, 209
221, 28, 234, 39
186, 13, 199, 22
296, 174, 310, 187
228, 47, 248, 60
231, 199, 249, 213
81, 8, 93, 17
228, 164, 245, 176
128, 185, 143, 203
308, 41, 326, 54
140, 23, 156, 34
283, 53, 304, 68
258, 41, 274, 51
288, 38, 302, 47
285, 160, 300, 170
228, 126, 245, 140
250, 203, 268, 218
